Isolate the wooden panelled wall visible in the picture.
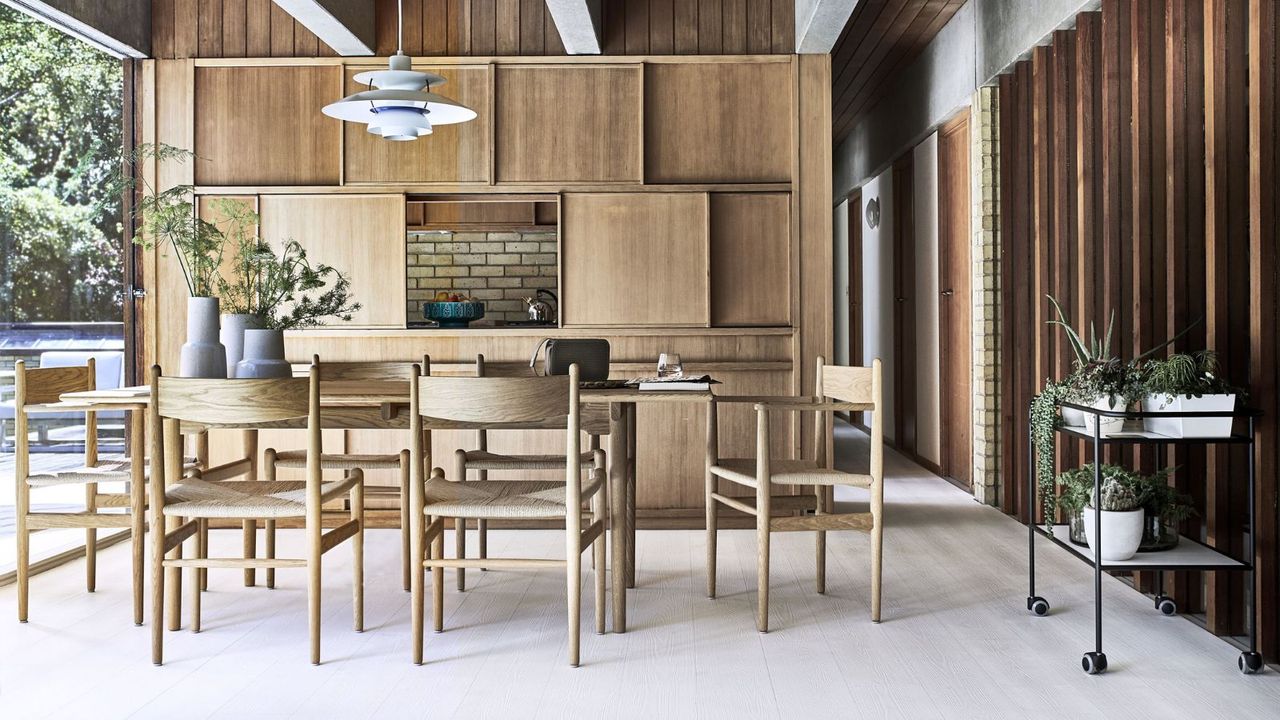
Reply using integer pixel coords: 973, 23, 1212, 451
151, 0, 797, 59
998, 0, 1278, 660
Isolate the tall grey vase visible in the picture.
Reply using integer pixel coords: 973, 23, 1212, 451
236, 329, 292, 379
220, 313, 259, 378
179, 296, 228, 378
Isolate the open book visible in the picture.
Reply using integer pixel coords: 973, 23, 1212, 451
627, 375, 719, 392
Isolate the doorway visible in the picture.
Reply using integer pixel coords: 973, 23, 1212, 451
937, 112, 972, 489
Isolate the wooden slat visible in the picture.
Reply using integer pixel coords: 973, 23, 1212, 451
245, 0, 271, 56
153, 0, 176, 60
269, 1, 295, 57
401, 0, 425, 54
699, 0, 723, 55
674, 0, 699, 54
518, 0, 544, 54
222, 0, 248, 57
496, 0, 523, 55
470, 0, 497, 55
174, 0, 200, 58
425, 0, 450, 55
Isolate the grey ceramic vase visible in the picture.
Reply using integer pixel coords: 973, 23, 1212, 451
179, 296, 228, 378
236, 328, 292, 379
220, 313, 260, 378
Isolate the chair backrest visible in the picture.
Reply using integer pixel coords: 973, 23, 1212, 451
312, 356, 429, 382
16, 359, 94, 406
820, 362, 880, 406
39, 351, 124, 391
416, 366, 576, 426
154, 368, 315, 429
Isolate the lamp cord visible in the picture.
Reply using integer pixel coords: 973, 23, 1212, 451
398, 0, 404, 54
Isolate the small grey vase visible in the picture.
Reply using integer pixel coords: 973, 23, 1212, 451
220, 313, 260, 378
236, 328, 292, 379
179, 296, 228, 378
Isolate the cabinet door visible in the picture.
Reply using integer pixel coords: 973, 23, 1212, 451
258, 195, 406, 327
562, 193, 709, 327
710, 193, 792, 326
194, 66, 342, 186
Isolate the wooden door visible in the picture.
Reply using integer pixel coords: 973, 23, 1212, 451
892, 154, 917, 455
938, 113, 972, 488
848, 191, 863, 371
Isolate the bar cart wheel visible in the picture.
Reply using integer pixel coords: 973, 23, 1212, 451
1238, 652, 1264, 675
1082, 652, 1108, 675
1154, 595, 1177, 616
1028, 596, 1050, 616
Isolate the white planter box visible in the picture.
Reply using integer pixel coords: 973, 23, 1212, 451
1141, 393, 1236, 438
1083, 506, 1145, 561
1082, 396, 1127, 437
1061, 405, 1086, 427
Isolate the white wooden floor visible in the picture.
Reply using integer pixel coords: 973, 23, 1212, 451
3, 430, 1280, 719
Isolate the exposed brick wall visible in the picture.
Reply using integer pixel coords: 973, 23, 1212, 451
406, 231, 558, 323
971, 85, 1002, 506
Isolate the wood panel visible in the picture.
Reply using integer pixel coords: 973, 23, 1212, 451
343, 65, 491, 185
831, 0, 968, 142
891, 152, 916, 455
258, 195, 407, 327
193, 65, 341, 186
493, 65, 642, 184
709, 193, 791, 327
644, 62, 792, 184
998, 0, 1279, 661
561, 193, 709, 327
154, 0, 338, 58
937, 112, 970, 488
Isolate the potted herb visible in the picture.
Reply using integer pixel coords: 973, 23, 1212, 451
1139, 351, 1239, 438
224, 237, 361, 378
1070, 358, 1144, 437
1082, 473, 1145, 562
117, 144, 229, 377
208, 198, 262, 377
1057, 464, 1191, 551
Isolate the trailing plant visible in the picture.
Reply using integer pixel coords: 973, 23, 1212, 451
1140, 350, 1241, 399
228, 237, 361, 331
1031, 380, 1069, 531
110, 143, 226, 297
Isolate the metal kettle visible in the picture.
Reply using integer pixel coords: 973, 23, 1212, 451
524, 288, 558, 324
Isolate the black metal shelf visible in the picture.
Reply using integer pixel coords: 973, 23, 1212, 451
1056, 425, 1253, 445
1035, 525, 1251, 572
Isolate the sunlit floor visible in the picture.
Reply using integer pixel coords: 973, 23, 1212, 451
2, 425, 1279, 719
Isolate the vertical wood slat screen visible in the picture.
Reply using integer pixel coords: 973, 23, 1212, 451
998, 0, 1279, 660
152, 0, 797, 59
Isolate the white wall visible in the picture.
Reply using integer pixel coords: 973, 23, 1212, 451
833, 199, 850, 367
912, 133, 942, 466
860, 168, 895, 442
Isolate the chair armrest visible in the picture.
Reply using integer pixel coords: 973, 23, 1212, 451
753, 399, 874, 412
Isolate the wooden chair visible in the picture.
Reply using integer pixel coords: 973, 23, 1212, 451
706, 357, 884, 632
12, 358, 190, 625
263, 358, 427, 591
148, 361, 364, 665
410, 363, 607, 667
452, 353, 609, 590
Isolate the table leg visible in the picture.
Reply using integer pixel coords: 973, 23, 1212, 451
129, 407, 145, 626
608, 402, 628, 633
625, 402, 637, 589
242, 429, 258, 587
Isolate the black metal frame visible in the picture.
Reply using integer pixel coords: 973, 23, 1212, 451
1025, 399, 1264, 675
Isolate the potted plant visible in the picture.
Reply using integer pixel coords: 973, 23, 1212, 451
223, 237, 361, 378
209, 198, 262, 377
1138, 351, 1240, 438
1070, 358, 1144, 437
118, 144, 229, 377
1082, 472, 1145, 562
1057, 464, 1191, 551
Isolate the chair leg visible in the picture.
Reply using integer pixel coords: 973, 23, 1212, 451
85, 483, 98, 592
166, 515, 183, 632
152, 524, 166, 665
399, 451, 410, 592
198, 518, 209, 592
16, 514, 29, 623
756, 497, 771, 634
453, 452, 467, 591
815, 485, 827, 595
412, 514, 427, 665
308, 515, 322, 665
432, 520, 445, 633
478, 469, 488, 571
871, 490, 883, 624
352, 471, 365, 633
567, 527, 581, 667
265, 520, 277, 589
191, 519, 206, 633
592, 488, 606, 635
131, 499, 145, 626
705, 472, 718, 599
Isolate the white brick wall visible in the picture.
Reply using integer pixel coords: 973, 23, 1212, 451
971, 85, 1002, 507
406, 231, 558, 323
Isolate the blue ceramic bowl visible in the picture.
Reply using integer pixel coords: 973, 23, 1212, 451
422, 301, 485, 328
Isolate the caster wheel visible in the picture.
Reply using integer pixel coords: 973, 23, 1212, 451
1027, 596, 1050, 616
1082, 652, 1108, 675
1239, 652, 1264, 675
1155, 596, 1177, 616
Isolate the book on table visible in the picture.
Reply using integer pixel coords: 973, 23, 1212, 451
629, 375, 718, 392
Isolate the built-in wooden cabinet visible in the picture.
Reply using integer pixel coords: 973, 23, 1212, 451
343, 65, 491, 185
494, 65, 643, 183
710, 193, 792, 326
258, 194, 406, 327
644, 62, 793, 183
561, 192, 709, 326
193, 66, 342, 186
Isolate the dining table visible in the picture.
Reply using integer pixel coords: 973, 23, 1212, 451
57, 381, 715, 634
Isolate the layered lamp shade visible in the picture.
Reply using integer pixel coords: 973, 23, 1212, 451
321, 53, 477, 141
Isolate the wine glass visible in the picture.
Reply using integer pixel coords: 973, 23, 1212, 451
657, 353, 683, 378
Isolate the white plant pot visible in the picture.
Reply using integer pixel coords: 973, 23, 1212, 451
179, 296, 227, 378
1062, 405, 1086, 427
1142, 393, 1236, 438
1082, 395, 1127, 437
219, 314, 260, 378
1083, 506, 1145, 562
235, 329, 292, 379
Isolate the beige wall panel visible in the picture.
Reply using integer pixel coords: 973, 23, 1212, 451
494, 65, 642, 183
709, 193, 792, 326
645, 61, 793, 183
344, 65, 492, 184
193, 65, 341, 186
561, 192, 710, 326
258, 194, 407, 328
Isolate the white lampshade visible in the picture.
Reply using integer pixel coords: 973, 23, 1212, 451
367, 106, 433, 141
321, 51, 476, 140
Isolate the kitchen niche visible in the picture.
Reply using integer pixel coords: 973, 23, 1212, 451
405, 196, 560, 328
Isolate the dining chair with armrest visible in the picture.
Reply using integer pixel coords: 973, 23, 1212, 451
706, 357, 884, 632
